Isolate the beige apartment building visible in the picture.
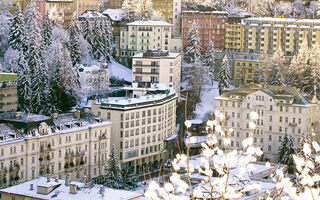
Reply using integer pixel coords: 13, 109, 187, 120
118, 20, 182, 66
0, 72, 18, 113
242, 17, 320, 55
132, 50, 181, 99
0, 111, 111, 188
91, 84, 177, 174
215, 84, 320, 162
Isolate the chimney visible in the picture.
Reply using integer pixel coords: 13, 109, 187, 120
47, 175, 50, 183
15, 112, 22, 118
65, 173, 71, 186
55, 177, 59, 183
84, 108, 90, 113
69, 183, 78, 194
74, 110, 81, 119
30, 184, 34, 191
52, 113, 59, 119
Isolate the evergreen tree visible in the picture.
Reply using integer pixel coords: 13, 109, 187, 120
46, 35, 80, 113
91, 19, 104, 60
259, 67, 267, 84
288, 38, 320, 96
68, 19, 82, 67
42, 13, 52, 47
4, 48, 19, 73
101, 18, 113, 63
8, 3, 24, 50
204, 41, 215, 85
0, 12, 10, 59
82, 19, 94, 58
278, 133, 297, 174
104, 145, 125, 189
185, 22, 202, 63
218, 55, 231, 94
268, 47, 286, 86
17, 50, 32, 113
23, 2, 47, 114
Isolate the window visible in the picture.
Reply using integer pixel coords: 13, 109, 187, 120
268, 145, 271, 151
269, 135, 272, 141
270, 106, 273, 111
269, 116, 272, 122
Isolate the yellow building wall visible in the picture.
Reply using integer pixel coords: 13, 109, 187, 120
225, 24, 243, 51
233, 60, 261, 85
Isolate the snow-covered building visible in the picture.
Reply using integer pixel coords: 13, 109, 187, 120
118, 20, 182, 67
132, 50, 181, 99
103, 9, 129, 39
79, 64, 110, 96
0, 177, 142, 200
0, 111, 111, 188
72, 0, 101, 18
182, 11, 228, 52
78, 10, 106, 21
0, 70, 18, 113
215, 84, 320, 162
241, 17, 320, 55
91, 83, 177, 174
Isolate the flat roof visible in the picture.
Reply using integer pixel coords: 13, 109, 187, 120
133, 52, 180, 59
0, 72, 18, 82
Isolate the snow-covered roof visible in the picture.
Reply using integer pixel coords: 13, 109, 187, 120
122, 83, 168, 91
79, 10, 106, 19
182, 10, 228, 15
99, 87, 177, 110
244, 17, 297, 23
103, 9, 128, 21
127, 20, 172, 26
300, 25, 310, 29
0, 177, 142, 200
133, 52, 180, 59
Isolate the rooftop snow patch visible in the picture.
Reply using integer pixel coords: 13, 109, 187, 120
103, 9, 128, 21
108, 59, 132, 82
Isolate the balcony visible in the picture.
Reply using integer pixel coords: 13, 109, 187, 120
133, 71, 159, 75
130, 34, 135, 37
140, 42, 150, 45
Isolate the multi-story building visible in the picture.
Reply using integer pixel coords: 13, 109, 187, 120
0, 177, 142, 200
0, 70, 18, 113
233, 59, 261, 86
0, 111, 111, 188
242, 17, 320, 55
91, 84, 177, 174
9, 0, 31, 13
132, 50, 181, 99
182, 11, 228, 52
225, 11, 251, 51
36, 0, 73, 26
79, 64, 110, 96
118, 20, 182, 66
215, 84, 320, 162
152, 0, 182, 37
103, 9, 129, 40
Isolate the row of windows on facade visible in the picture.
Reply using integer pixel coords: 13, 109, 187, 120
121, 134, 162, 149
118, 106, 174, 121
219, 100, 304, 113
121, 144, 162, 160
120, 123, 172, 137
0, 130, 108, 156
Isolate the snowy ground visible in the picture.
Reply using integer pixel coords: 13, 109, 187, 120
194, 81, 219, 121
108, 59, 132, 82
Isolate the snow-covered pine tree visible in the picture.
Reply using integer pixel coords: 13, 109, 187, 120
289, 38, 320, 95
3, 48, 19, 73
8, 3, 24, 50
0, 12, 10, 59
218, 55, 231, 95
23, 2, 47, 114
91, 19, 104, 60
263, 47, 286, 86
185, 22, 202, 63
101, 18, 113, 63
42, 13, 52, 47
17, 50, 32, 113
259, 67, 267, 84
82, 19, 94, 59
46, 30, 80, 113
68, 19, 82, 67
104, 145, 125, 189
204, 41, 215, 85
278, 133, 297, 174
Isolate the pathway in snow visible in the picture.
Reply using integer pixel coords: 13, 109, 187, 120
108, 59, 132, 82
194, 81, 219, 121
